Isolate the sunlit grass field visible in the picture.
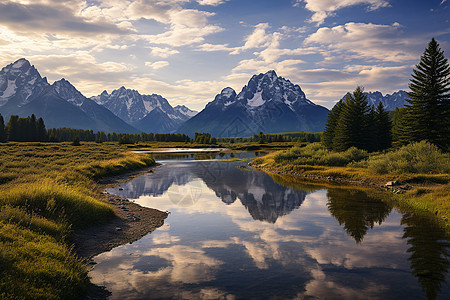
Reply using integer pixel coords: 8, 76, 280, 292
0, 142, 155, 299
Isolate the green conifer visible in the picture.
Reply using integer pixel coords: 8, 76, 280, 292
400, 38, 450, 150
333, 86, 372, 151
375, 102, 392, 151
322, 99, 345, 150
0, 114, 6, 142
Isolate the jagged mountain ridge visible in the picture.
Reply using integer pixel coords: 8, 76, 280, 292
179, 70, 330, 137
341, 90, 410, 110
0, 58, 48, 109
0, 58, 140, 133
92, 87, 198, 133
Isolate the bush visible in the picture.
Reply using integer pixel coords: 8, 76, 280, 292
72, 136, 80, 146
274, 143, 368, 167
368, 141, 450, 174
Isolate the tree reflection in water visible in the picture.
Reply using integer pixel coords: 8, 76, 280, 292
401, 212, 450, 300
326, 189, 392, 243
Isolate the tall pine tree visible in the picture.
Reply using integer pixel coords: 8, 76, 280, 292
333, 86, 373, 151
322, 99, 345, 150
375, 102, 392, 151
0, 114, 6, 142
6, 115, 19, 141
399, 38, 450, 150
36, 117, 47, 142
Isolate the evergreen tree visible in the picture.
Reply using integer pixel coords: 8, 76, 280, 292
6, 115, 19, 141
399, 38, 450, 150
366, 106, 378, 152
333, 86, 373, 151
36, 117, 47, 141
392, 107, 409, 147
72, 136, 81, 146
375, 102, 392, 151
322, 99, 345, 150
0, 114, 6, 142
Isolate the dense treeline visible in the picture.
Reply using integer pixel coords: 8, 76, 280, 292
0, 115, 192, 144
217, 132, 321, 143
0, 114, 47, 142
193, 132, 216, 144
323, 38, 449, 152
322, 86, 392, 152
47, 128, 191, 144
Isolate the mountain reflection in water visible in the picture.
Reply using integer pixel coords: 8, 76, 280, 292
92, 154, 449, 300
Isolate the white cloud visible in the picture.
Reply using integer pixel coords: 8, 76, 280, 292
149, 47, 180, 58
296, 0, 390, 25
145, 60, 170, 69
196, 0, 228, 6
304, 22, 420, 62
142, 9, 224, 46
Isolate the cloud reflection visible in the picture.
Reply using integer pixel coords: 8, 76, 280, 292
92, 158, 449, 299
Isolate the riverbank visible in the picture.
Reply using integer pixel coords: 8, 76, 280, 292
73, 164, 167, 260
250, 149, 450, 231
0, 142, 167, 299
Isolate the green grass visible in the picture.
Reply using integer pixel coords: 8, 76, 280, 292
251, 141, 450, 231
0, 142, 155, 299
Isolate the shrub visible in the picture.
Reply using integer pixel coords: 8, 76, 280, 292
368, 141, 450, 174
274, 143, 368, 167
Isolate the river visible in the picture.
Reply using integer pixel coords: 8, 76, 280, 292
89, 151, 450, 299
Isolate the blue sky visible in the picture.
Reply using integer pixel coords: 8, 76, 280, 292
0, 0, 448, 110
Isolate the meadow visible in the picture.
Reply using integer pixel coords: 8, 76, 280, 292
0, 142, 155, 299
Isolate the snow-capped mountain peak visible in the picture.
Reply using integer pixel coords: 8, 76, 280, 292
0, 58, 49, 107
52, 78, 86, 106
174, 105, 198, 118
341, 90, 410, 110
92, 86, 197, 132
235, 70, 309, 110
180, 70, 329, 137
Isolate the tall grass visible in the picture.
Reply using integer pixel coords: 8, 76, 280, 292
367, 141, 450, 174
0, 142, 155, 299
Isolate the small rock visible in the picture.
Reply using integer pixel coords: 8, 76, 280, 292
118, 188, 124, 191
385, 181, 398, 188
115, 227, 122, 231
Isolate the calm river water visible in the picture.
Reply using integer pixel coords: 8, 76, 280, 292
90, 152, 450, 299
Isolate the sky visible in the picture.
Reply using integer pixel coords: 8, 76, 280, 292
0, 0, 449, 110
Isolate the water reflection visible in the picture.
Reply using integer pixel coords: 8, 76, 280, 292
92, 154, 450, 299
326, 189, 393, 243
110, 158, 311, 223
402, 212, 450, 300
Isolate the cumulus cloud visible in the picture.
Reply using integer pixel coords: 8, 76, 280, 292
142, 9, 224, 46
196, 0, 228, 6
0, 0, 128, 35
304, 22, 420, 62
149, 47, 180, 58
145, 60, 170, 69
296, 0, 390, 25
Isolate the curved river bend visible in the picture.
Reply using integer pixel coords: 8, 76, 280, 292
89, 152, 450, 299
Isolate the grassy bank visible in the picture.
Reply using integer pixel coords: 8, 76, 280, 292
250, 141, 450, 230
0, 142, 155, 299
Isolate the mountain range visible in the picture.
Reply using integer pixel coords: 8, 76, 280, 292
180, 70, 330, 137
341, 90, 410, 110
0, 58, 411, 136
0, 58, 197, 133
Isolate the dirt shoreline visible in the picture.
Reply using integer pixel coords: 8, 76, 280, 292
71, 163, 168, 299
249, 162, 420, 194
